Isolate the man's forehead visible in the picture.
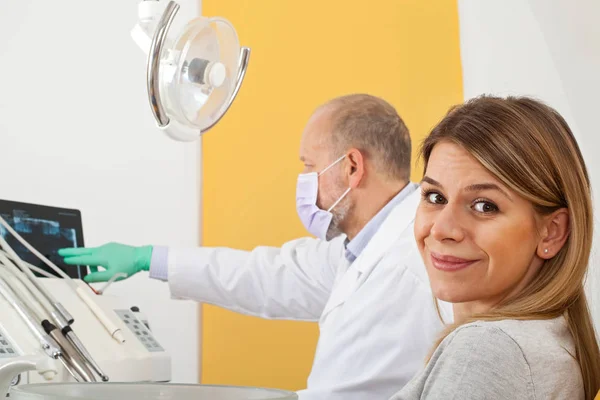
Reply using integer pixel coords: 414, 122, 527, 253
302, 129, 328, 147
300, 131, 328, 158
299, 107, 336, 159
303, 114, 334, 144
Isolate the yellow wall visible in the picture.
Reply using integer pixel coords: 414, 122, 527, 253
200, 0, 463, 390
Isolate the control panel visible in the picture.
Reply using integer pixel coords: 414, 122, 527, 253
114, 309, 164, 353
0, 329, 18, 358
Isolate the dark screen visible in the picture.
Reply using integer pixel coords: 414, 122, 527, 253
0, 199, 87, 279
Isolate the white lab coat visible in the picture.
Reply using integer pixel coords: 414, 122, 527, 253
166, 188, 452, 400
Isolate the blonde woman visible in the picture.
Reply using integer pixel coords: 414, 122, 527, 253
391, 96, 600, 399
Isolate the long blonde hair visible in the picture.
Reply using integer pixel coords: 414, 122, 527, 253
421, 95, 600, 399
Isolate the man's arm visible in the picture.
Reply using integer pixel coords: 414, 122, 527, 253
61, 237, 346, 320
157, 236, 346, 320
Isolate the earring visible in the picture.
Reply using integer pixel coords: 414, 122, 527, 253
544, 249, 549, 254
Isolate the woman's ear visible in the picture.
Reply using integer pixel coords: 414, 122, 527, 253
536, 208, 570, 259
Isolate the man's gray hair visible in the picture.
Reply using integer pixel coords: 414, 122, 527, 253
322, 94, 411, 181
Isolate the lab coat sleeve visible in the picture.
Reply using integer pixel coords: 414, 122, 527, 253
166, 236, 346, 321
149, 246, 169, 281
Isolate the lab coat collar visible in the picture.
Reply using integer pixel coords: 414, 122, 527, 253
344, 183, 417, 262
321, 185, 421, 319
355, 183, 420, 276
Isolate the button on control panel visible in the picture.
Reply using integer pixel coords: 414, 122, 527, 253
0, 330, 18, 358
114, 310, 164, 352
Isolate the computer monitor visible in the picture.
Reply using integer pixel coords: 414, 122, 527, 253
0, 199, 88, 280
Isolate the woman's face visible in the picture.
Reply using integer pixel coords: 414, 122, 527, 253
414, 141, 547, 314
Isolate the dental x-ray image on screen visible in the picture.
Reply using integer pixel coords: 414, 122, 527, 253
0, 199, 87, 279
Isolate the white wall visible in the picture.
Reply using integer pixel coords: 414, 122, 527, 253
458, 0, 600, 331
0, 0, 202, 383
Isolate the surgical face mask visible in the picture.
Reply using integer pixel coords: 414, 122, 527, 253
296, 155, 351, 240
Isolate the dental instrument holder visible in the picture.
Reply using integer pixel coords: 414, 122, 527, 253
0, 218, 169, 387
0, 279, 171, 388
136, 0, 250, 141
0, 224, 107, 382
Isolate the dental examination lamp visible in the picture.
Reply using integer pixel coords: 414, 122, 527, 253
0, 2, 297, 399
131, 0, 251, 141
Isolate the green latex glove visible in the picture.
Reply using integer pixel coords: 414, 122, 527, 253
58, 243, 153, 283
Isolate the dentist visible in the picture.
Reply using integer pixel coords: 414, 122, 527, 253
60, 94, 450, 400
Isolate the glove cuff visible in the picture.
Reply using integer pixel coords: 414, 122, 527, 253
135, 245, 154, 272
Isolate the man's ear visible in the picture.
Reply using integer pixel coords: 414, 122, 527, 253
346, 148, 365, 189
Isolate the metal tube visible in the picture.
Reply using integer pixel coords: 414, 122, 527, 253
49, 329, 96, 382
147, 0, 180, 127
0, 279, 61, 359
65, 330, 109, 382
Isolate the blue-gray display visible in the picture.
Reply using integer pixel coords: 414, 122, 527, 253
0, 200, 86, 279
